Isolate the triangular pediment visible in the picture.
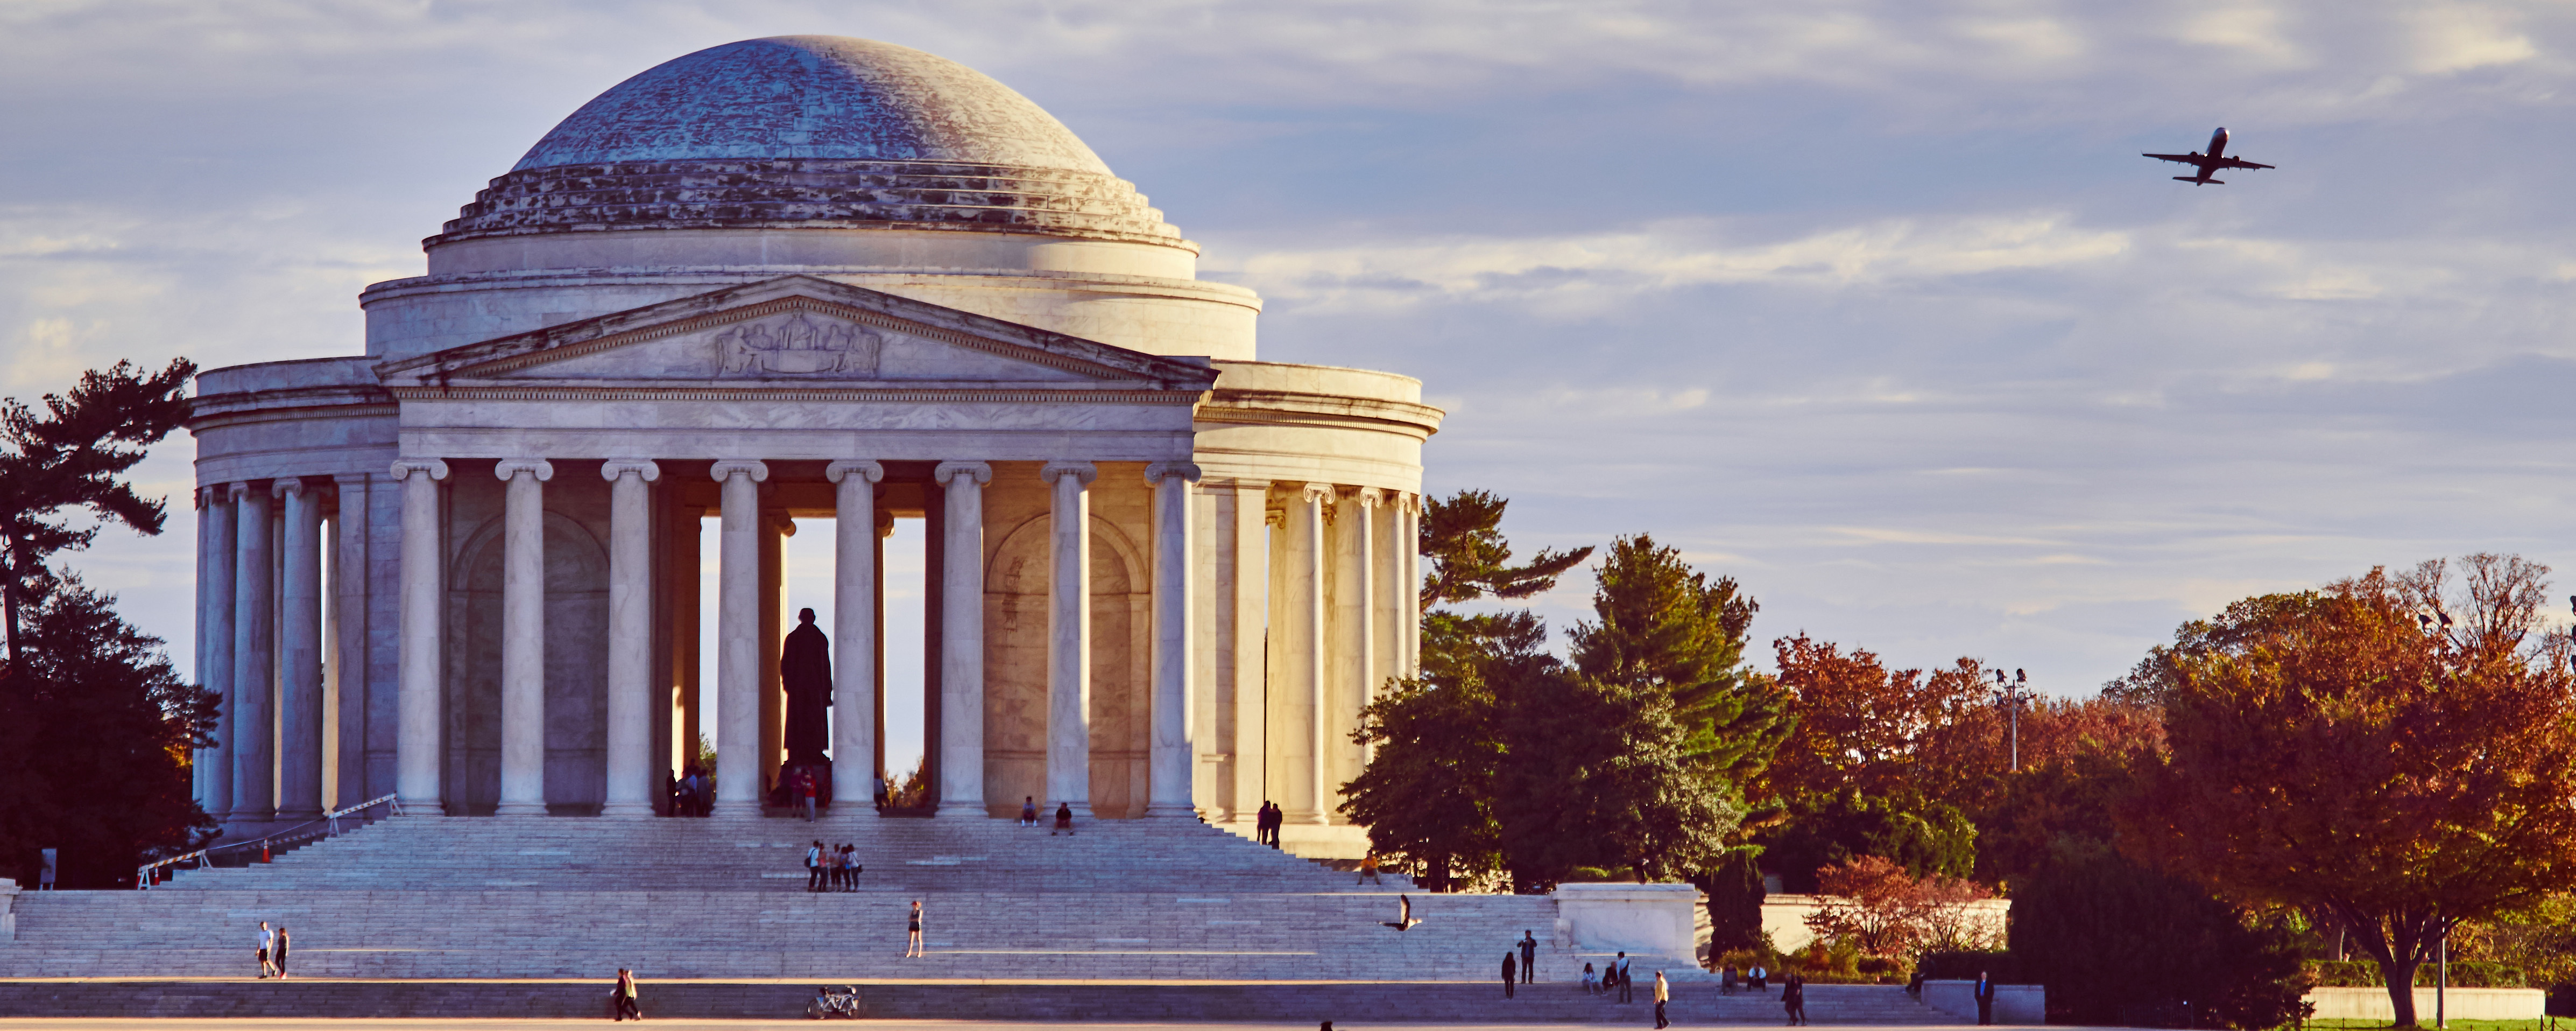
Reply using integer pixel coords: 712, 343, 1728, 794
375, 276, 1217, 391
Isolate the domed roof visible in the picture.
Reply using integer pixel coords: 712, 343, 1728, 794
511, 36, 1112, 174
431, 37, 1182, 249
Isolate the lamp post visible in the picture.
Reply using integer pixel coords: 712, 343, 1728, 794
1991, 668, 2035, 773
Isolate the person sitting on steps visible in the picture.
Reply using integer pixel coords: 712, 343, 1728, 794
1052, 802, 1075, 836
1021, 796, 1039, 827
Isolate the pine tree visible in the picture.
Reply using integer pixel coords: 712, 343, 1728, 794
1569, 534, 1789, 785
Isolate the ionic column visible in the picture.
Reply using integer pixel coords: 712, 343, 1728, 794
1291, 482, 1332, 824
1223, 485, 1268, 824
1343, 489, 1381, 780
231, 482, 274, 822
1398, 494, 1422, 677
1041, 460, 1096, 818
933, 460, 991, 818
201, 487, 236, 820
827, 460, 885, 815
710, 460, 768, 818
1145, 461, 1202, 818
331, 473, 371, 808
601, 460, 660, 818
392, 460, 448, 816
276, 478, 326, 822
759, 512, 789, 789
495, 459, 553, 817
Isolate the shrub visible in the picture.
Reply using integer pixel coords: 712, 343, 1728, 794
2009, 845, 2307, 1029
1918, 950, 2027, 984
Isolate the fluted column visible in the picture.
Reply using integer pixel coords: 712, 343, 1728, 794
1146, 461, 1202, 818
1041, 460, 1096, 818
392, 460, 448, 816
1398, 494, 1421, 677
933, 460, 991, 818
495, 459, 553, 817
201, 487, 236, 820
710, 460, 768, 818
1293, 482, 1332, 824
601, 460, 660, 818
231, 482, 274, 823
331, 474, 371, 808
827, 460, 884, 815
276, 479, 326, 822
192, 490, 211, 811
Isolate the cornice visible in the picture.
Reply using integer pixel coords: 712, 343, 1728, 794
388, 385, 1204, 405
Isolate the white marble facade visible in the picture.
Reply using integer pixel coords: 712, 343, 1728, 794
186, 37, 1437, 838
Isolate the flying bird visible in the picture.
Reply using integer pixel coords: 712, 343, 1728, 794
1382, 894, 1421, 931
2144, 128, 2275, 185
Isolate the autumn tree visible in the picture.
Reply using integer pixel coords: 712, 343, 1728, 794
1804, 854, 1997, 957
0, 359, 195, 663
1765, 635, 1994, 804
2120, 555, 2576, 1027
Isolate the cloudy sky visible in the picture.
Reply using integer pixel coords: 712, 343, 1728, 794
9, 1, 2576, 733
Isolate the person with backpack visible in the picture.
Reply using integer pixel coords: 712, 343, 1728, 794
805, 840, 825, 892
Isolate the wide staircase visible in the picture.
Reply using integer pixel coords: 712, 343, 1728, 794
0, 816, 1956, 1021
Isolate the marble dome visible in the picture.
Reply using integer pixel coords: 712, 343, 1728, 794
433, 36, 1180, 247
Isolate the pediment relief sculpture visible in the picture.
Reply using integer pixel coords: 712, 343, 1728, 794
714, 311, 884, 377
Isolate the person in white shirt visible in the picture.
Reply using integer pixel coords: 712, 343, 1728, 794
257, 921, 277, 978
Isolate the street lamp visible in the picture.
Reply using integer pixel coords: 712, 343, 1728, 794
1992, 668, 2035, 773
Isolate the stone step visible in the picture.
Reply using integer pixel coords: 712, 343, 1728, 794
0, 979, 1954, 1023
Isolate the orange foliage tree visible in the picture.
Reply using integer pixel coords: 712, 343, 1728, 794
1803, 854, 1997, 957
2120, 556, 2576, 1027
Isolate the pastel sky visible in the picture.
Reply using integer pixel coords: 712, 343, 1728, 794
9, 1, 2575, 740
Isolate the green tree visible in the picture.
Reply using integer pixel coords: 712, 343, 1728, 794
2120, 556, 2576, 1026
2012, 843, 2310, 1029
1497, 665, 1741, 888
1692, 845, 1768, 958
1759, 788, 1978, 893
0, 359, 195, 663
0, 574, 217, 887
1418, 489, 1592, 607
1340, 611, 1548, 891
1570, 534, 1789, 786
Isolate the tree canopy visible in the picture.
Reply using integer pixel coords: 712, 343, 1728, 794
2119, 555, 2576, 1026
0, 357, 195, 663
1417, 488, 1592, 608
1570, 534, 1787, 785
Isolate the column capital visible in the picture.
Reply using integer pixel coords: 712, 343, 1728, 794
934, 460, 992, 486
495, 458, 555, 483
1355, 486, 1386, 508
271, 476, 308, 500
1144, 461, 1202, 486
710, 459, 769, 484
824, 459, 885, 485
390, 458, 450, 482
1300, 481, 1336, 505
600, 459, 661, 483
226, 481, 254, 502
1041, 460, 1098, 485
199, 484, 221, 507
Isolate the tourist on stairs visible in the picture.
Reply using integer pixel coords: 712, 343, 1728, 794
1654, 971, 1671, 1029
1501, 952, 1517, 998
806, 841, 825, 892
1052, 802, 1075, 835
611, 968, 643, 1021
1021, 796, 1039, 827
905, 900, 925, 957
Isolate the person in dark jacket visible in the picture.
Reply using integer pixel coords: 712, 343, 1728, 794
1784, 972, 1807, 1026
1975, 972, 1996, 1026
1518, 930, 1537, 984
1501, 952, 1518, 998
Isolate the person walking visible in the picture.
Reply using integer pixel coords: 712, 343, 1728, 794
256, 921, 276, 978
273, 925, 291, 979
1052, 802, 1075, 836
1257, 801, 1279, 847
1654, 970, 1671, 1029
1785, 971, 1808, 1026
1021, 796, 1039, 827
806, 840, 825, 892
1518, 930, 1536, 984
1974, 971, 1995, 1026
611, 967, 643, 1021
1615, 952, 1633, 1003
1501, 952, 1517, 998
906, 900, 925, 958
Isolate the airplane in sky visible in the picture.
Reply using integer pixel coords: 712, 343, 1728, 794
2143, 128, 2274, 185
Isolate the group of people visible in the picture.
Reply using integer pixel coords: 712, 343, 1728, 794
668, 765, 711, 817
803, 840, 862, 892
1563, 951, 1671, 1028
1015, 796, 1079, 834
1718, 961, 1808, 1024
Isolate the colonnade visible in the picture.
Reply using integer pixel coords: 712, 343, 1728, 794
378, 455, 1202, 820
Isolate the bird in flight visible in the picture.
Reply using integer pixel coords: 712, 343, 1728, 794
1383, 894, 1422, 931
2144, 128, 2274, 185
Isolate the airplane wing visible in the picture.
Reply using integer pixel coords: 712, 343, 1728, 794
2215, 157, 2274, 170
2142, 152, 2204, 165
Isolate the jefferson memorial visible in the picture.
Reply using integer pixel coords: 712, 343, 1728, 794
185, 36, 1438, 848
